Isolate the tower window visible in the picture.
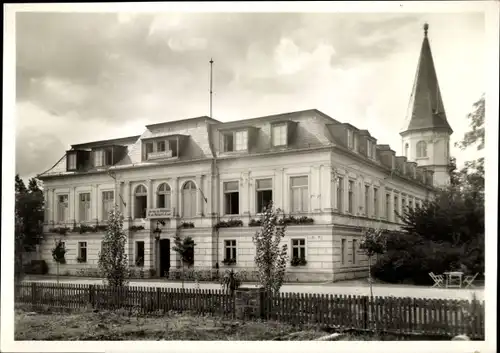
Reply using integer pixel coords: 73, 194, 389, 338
405, 143, 409, 157
416, 141, 427, 158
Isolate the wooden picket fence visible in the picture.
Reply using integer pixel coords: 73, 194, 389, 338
16, 282, 485, 339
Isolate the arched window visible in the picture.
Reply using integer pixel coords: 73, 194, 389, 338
416, 141, 427, 158
157, 183, 171, 209
404, 143, 409, 157
182, 181, 197, 218
134, 185, 148, 219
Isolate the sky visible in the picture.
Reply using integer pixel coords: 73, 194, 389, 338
14, 10, 487, 181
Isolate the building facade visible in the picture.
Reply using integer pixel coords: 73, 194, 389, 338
36, 24, 451, 282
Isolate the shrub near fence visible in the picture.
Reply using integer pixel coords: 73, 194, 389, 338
16, 282, 485, 340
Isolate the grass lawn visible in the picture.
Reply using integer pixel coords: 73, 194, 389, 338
14, 305, 401, 341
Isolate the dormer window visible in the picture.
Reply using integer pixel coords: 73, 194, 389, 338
223, 130, 248, 152
354, 134, 359, 152
347, 129, 354, 149
143, 136, 181, 161
372, 145, 376, 160
272, 124, 287, 147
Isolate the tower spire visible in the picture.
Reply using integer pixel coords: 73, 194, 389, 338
401, 23, 452, 136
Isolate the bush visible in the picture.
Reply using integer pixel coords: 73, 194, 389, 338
23, 260, 48, 275
372, 232, 474, 285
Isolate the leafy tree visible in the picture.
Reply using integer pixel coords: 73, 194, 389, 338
252, 201, 288, 295
359, 228, 387, 298
51, 239, 66, 284
172, 231, 196, 289
98, 206, 128, 287
455, 94, 485, 151
15, 175, 45, 286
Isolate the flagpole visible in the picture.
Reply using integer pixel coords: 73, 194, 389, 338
209, 58, 214, 119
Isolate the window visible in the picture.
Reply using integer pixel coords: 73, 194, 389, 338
57, 194, 69, 223
405, 143, 409, 157
235, 131, 248, 151
347, 130, 354, 149
94, 149, 112, 167
354, 134, 359, 152
409, 199, 413, 210
224, 240, 237, 261
394, 195, 399, 221
157, 183, 171, 209
182, 181, 197, 217
372, 145, 377, 160
402, 197, 406, 212
102, 191, 114, 221
224, 181, 239, 215
135, 241, 145, 267
94, 150, 104, 167
337, 177, 344, 212
364, 185, 370, 216
367, 140, 372, 157
223, 133, 234, 152
68, 153, 77, 170
78, 242, 87, 263
169, 140, 178, 157
373, 188, 379, 218
352, 239, 357, 264
290, 176, 308, 212
157, 141, 166, 152
416, 141, 427, 158
134, 185, 148, 219
341, 239, 346, 265
145, 143, 153, 158
348, 180, 354, 213
272, 124, 287, 146
256, 179, 273, 213
385, 193, 390, 220
79, 193, 91, 222
292, 239, 306, 260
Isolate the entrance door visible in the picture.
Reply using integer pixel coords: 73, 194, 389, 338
159, 239, 170, 277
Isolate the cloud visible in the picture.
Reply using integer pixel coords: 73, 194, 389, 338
15, 12, 485, 179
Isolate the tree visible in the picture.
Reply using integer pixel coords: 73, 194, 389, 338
455, 94, 485, 151
98, 206, 128, 287
51, 239, 66, 284
15, 175, 45, 286
359, 228, 387, 299
172, 230, 196, 289
252, 201, 288, 295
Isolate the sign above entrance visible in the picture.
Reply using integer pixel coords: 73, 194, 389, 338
147, 208, 172, 219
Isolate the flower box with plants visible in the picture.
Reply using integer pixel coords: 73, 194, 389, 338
278, 215, 314, 226
129, 225, 145, 232
76, 256, 86, 263
72, 223, 108, 234
248, 219, 262, 227
222, 258, 237, 266
214, 219, 244, 230
177, 222, 195, 229
49, 227, 71, 235
290, 257, 307, 267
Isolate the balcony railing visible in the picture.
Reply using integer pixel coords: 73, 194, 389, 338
147, 150, 173, 160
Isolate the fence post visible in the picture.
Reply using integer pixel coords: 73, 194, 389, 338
89, 284, 95, 308
157, 287, 161, 313
31, 282, 37, 307
363, 296, 369, 330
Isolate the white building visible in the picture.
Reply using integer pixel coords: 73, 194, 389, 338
36, 24, 452, 282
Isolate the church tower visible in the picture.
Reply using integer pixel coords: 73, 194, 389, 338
400, 23, 453, 187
